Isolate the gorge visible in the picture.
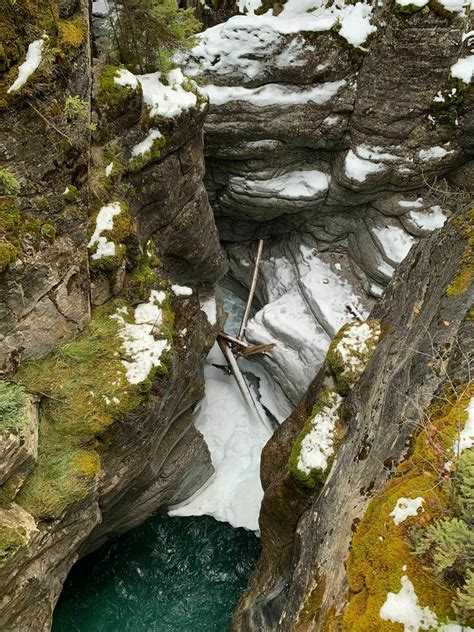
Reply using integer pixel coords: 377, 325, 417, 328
0, 0, 473, 630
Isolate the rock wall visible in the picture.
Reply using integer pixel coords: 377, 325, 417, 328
0, 1, 226, 629
232, 210, 473, 630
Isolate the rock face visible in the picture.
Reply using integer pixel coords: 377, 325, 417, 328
192, 0, 473, 409
231, 210, 473, 630
0, 2, 226, 630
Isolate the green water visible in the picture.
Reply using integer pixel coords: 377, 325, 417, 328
53, 513, 260, 632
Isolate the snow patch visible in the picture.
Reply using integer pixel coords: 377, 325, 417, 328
112, 290, 170, 385
8, 39, 44, 93
204, 80, 345, 107
105, 162, 114, 177
450, 55, 474, 84
114, 68, 139, 89
409, 206, 448, 231
87, 202, 122, 261
297, 391, 343, 475
232, 170, 330, 200
451, 397, 474, 458
390, 497, 424, 525
418, 146, 453, 161
335, 321, 381, 379
171, 284, 193, 297
138, 68, 199, 118
380, 576, 438, 631
200, 296, 217, 325
372, 226, 416, 264
345, 150, 386, 182
131, 128, 163, 157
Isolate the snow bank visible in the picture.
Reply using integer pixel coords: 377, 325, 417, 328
204, 80, 345, 107
87, 202, 122, 260
112, 290, 170, 385
297, 391, 343, 475
390, 497, 424, 525
8, 39, 44, 94
169, 342, 273, 531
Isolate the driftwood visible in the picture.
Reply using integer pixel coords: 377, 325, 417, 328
238, 239, 264, 340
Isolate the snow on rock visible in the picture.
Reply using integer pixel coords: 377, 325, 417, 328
189, 0, 376, 81
345, 150, 386, 182
137, 68, 199, 118
168, 342, 273, 531
203, 80, 345, 107
200, 296, 217, 325
450, 55, 474, 84
372, 225, 416, 265
7, 39, 44, 93
399, 198, 424, 209
87, 202, 122, 260
113, 68, 139, 89
331, 320, 381, 389
112, 290, 170, 385
396, 0, 428, 6
409, 206, 448, 231
380, 576, 438, 631
131, 128, 163, 157
390, 497, 424, 525
418, 146, 453, 161
297, 391, 343, 475
245, 246, 370, 403
230, 170, 330, 201
171, 284, 193, 297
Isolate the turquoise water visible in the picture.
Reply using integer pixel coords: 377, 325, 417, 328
52, 513, 260, 632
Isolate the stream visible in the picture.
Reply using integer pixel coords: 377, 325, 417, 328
52, 287, 285, 631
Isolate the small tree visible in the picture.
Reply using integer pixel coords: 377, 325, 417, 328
108, 0, 201, 74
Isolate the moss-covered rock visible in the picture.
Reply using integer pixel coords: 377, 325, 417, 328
327, 319, 381, 395
288, 389, 346, 489
343, 382, 474, 630
446, 209, 474, 297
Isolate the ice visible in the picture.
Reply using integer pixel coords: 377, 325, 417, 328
203, 80, 345, 107
390, 497, 424, 525
7, 39, 44, 93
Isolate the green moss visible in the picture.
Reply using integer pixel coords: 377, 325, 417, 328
446, 209, 474, 297
396, 1, 427, 14
0, 169, 20, 194
40, 222, 56, 241
14, 294, 174, 519
97, 65, 140, 116
0, 199, 43, 272
0, 381, 29, 434
58, 15, 86, 49
62, 184, 77, 202
0, 525, 27, 560
343, 382, 474, 630
288, 389, 346, 489
327, 319, 381, 395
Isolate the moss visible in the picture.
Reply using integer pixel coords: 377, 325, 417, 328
0, 199, 43, 272
0, 525, 27, 560
343, 382, 474, 630
0, 168, 20, 194
395, 1, 427, 14
14, 295, 174, 519
62, 184, 77, 202
0, 381, 29, 433
327, 319, 381, 395
40, 222, 56, 241
288, 389, 346, 489
97, 65, 139, 116
446, 209, 474, 297
58, 15, 86, 49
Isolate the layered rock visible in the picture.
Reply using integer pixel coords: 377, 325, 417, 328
0, 2, 226, 630
232, 210, 473, 630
